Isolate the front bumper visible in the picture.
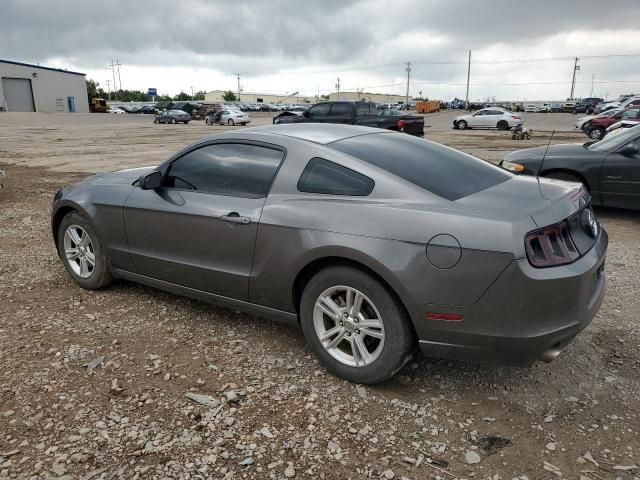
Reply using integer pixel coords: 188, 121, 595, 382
408, 228, 608, 365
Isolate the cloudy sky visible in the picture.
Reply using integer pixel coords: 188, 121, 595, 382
2, 0, 640, 101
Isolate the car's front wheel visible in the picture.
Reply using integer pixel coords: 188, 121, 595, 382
300, 266, 415, 384
589, 127, 605, 140
57, 212, 112, 290
457, 120, 467, 130
228, 118, 235, 126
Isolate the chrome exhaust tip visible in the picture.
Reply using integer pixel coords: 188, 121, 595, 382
541, 348, 562, 363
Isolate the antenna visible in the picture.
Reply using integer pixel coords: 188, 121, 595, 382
537, 130, 555, 177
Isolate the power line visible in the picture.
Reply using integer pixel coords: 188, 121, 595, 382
414, 79, 640, 86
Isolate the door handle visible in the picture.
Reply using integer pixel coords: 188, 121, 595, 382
220, 212, 251, 225
606, 176, 622, 179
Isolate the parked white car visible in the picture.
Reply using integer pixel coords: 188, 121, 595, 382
524, 104, 538, 113
453, 108, 522, 130
603, 119, 640, 140
206, 108, 251, 126
107, 107, 126, 114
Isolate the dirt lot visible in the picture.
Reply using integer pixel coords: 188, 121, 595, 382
0, 112, 638, 480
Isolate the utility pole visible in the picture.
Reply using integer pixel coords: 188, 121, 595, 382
190, 86, 194, 101
405, 62, 411, 106
570, 57, 579, 100
109, 60, 118, 101
335, 77, 340, 99
590, 73, 595, 97
234, 73, 241, 101
465, 50, 471, 107
115, 58, 122, 92
105, 79, 111, 101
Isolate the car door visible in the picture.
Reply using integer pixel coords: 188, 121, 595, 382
305, 103, 332, 122
327, 102, 353, 124
484, 110, 503, 128
600, 137, 640, 209
468, 110, 486, 127
123, 141, 285, 300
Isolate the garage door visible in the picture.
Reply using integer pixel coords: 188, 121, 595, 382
2, 78, 35, 112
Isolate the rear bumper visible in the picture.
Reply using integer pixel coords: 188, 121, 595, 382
408, 228, 608, 365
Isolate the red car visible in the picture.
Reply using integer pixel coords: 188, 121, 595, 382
586, 107, 640, 140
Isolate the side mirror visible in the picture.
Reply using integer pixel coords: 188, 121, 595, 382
620, 144, 639, 157
139, 171, 162, 190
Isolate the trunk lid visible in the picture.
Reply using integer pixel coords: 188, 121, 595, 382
456, 174, 588, 228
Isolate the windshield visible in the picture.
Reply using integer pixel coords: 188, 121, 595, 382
588, 124, 640, 151
379, 109, 402, 116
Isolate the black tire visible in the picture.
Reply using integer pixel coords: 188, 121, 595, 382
300, 266, 415, 384
497, 120, 509, 130
184, 121, 189, 124
57, 212, 112, 290
228, 118, 235, 126
546, 171, 584, 187
589, 127, 605, 140
457, 120, 467, 130
153, 118, 158, 124
511, 134, 517, 140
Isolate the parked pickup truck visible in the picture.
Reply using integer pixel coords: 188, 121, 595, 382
274, 101, 424, 135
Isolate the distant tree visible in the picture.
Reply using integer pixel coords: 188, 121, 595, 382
86, 79, 108, 101
222, 90, 237, 101
193, 90, 207, 101
173, 91, 191, 101
320, 94, 330, 100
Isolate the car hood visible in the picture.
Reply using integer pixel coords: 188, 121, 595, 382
504, 143, 590, 162
84, 166, 157, 186
457, 174, 586, 227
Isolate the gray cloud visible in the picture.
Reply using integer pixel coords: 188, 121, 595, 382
1, 0, 639, 98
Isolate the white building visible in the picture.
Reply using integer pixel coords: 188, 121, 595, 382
327, 91, 407, 104
205, 89, 315, 104
0, 59, 89, 113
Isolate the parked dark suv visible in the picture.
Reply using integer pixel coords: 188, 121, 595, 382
573, 97, 603, 115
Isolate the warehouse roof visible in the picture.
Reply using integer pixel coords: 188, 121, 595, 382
0, 58, 86, 76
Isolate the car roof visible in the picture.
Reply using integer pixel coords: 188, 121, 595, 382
238, 123, 388, 145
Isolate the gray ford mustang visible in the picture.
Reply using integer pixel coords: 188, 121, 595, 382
52, 124, 607, 384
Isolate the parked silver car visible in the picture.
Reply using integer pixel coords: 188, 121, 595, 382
453, 108, 523, 130
206, 108, 251, 126
52, 124, 607, 383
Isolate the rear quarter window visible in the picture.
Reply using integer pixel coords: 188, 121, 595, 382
297, 158, 374, 196
330, 133, 512, 201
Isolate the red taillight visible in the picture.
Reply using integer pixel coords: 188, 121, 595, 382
397, 119, 406, 130
525, 220, 579, 267
512, 115, 520, 119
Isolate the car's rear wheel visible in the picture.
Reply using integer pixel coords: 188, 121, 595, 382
57, 212, 112, 290
497, 120, 509, 130
589, 127, 605, 140
171, 118, 176, 124
228, 118, 235, 126
300, 266, 415, 384
457, 120, 467, 130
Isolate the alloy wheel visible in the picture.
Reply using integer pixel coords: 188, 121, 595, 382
313, 286, 385, 367
63, 225, 96, 279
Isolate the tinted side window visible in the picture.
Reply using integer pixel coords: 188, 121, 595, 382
331, 134, 512, 201
308, 103, 330, 116
297, 158, 374, 196
356, 103, 370, 116
166, 143, 284, 198
330, 103, 352, 116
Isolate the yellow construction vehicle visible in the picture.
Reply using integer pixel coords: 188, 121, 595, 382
89, 98, 108, 113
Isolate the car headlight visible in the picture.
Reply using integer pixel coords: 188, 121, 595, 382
501, 160, 525, 173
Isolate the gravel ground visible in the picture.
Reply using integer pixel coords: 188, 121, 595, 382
0, 112, 638, 480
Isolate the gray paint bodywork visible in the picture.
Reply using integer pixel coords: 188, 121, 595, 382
52, 124, 607, 364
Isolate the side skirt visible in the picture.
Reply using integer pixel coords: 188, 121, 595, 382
111, 268, 299, 327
